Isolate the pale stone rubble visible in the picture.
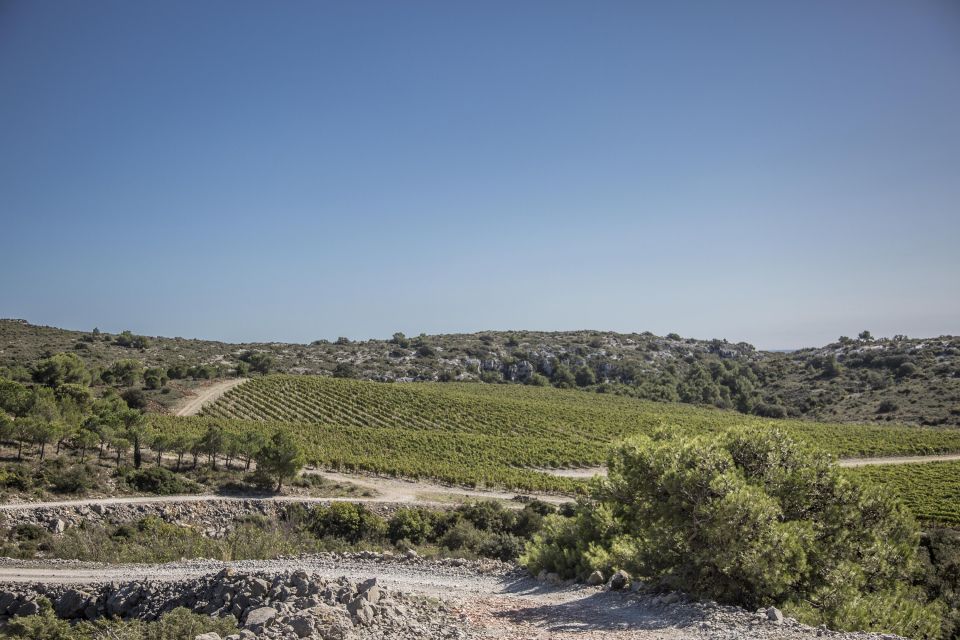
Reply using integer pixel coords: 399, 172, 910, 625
0, 569, 475, 640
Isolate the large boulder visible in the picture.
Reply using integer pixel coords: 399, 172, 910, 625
285, 614, 314, 638
290, 571, 311, 596
243, 606, 277, 630
15, 599, 40, 617
361, 584, 382, 605
585, 570, 604, 586
608, 569, 631, 591
347, 596, 375, 625
55, 589, 93, 618
247, 578, 270, 598
106, 584, 142, 617
357, 577, 378, 593
0, 591, 20, 615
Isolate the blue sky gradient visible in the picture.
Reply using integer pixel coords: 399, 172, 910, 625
1, 1, 958, 349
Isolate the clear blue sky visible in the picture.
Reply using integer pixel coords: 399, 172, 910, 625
1, 1, 958, 349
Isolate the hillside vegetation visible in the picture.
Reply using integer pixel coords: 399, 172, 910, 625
3, 320, 958, 427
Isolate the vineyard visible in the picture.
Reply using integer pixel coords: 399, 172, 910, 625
138, 375, 960, 502
850, 461, 960, 526
202, 375, 960, 457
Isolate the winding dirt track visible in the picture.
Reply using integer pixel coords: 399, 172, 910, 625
538, 453, 960, 478
2, 450, 957, 513
173, 378, 248, 416
0, 468, 569, 512
837, 452, 960, 467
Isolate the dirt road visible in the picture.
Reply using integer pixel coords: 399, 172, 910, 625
0, 556, 505, 594
3, 450, 958, 513
537, 452, 960, 478
173, 378, 248, 416
0, 468, 570, 513
0, 555, 887, 640
836, 452, 960, 467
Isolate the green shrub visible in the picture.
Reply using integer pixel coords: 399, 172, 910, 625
477, 532, 524, 561
456, 500, 514, 534
49, 464, 95, 494
522, 428, 944, 638
919, 529, 960, 640
878, 399, 899, 413
898, 362, 920, 378
2, 598, 75, 639
439, 519, 485, 552
527, 373, 550, 386
388, 508, 435, 545
309, 503, 385, 543
0, 465, 31, 491
123, 467, 199, 495
753, 402, 787, 419
511, 501, 554, 538
12, 524, 49, 542
121, 388, 147, 410
3, 603, 239, 640
135, 606, 238, 639
143, 367, 168, 390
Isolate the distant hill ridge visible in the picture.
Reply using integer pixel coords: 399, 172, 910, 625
1, 319, 958, 427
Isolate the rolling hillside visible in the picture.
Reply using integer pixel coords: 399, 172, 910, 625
3, 320, 959, 427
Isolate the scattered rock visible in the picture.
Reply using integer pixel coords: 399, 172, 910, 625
243, 606, 277, 629
767, 605, 785, 624
361, 584, 382, 605
586, 570, 604, 586
54, 589, 92, 618
347, 596, 375, 625
247, 578, 270, 598
285, 614, 314, 638
608, 569, 631, 590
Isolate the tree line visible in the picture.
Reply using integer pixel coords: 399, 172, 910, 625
0, 352, 299, 493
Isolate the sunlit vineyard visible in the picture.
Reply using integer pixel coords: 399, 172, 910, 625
204, 376, 960, 456
850, 461, 960, 526
143, 375, 960, 497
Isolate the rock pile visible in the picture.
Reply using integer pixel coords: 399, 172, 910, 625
0, 499, 409, 538
0, 569, 476, 640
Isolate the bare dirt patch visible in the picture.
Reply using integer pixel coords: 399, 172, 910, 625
173, 378, 248, 416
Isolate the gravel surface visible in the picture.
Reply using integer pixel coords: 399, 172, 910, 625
0, 554, 908, 640
0, 471, 569, 514
537, 453, 960, 478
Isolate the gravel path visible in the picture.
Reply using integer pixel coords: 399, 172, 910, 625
537, 452, 960, 478
836, 452, 960, 467
2, 451, 956, 511
0, 555, 508, 594
173, 378, 248, 416
0, 555, 903, 640
0, 469, 570, 512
